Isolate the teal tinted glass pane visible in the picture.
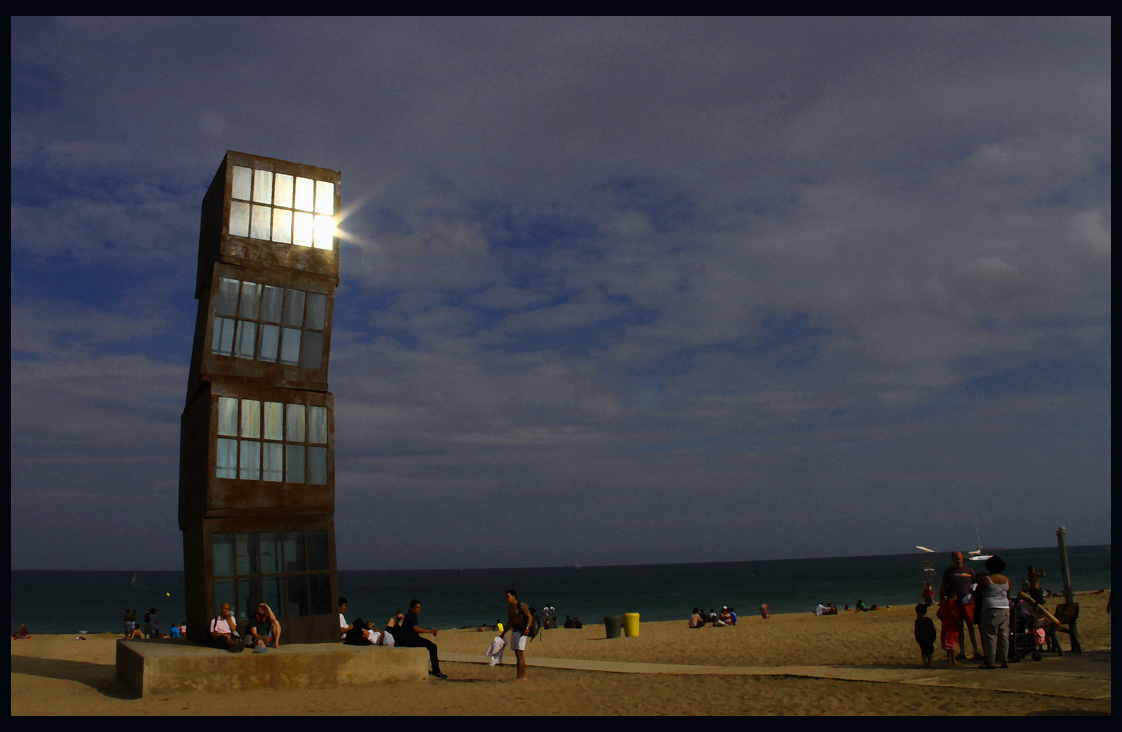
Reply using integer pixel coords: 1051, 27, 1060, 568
308, 446, 327, 485
261, 286, 283, 323
212, 317, 236, 356
262, 442, 283, 482
217, 397, 238, 436
283, 531, 306, 572
280, 328, 301, 365
235, 321, 257, 359
259, 325, 280, 362
238, 578, 260, 622
308, 406, 328, 444
286, 404, 305, 442
286, 574, 309, 617
259, 532, 284, 575
261, 577, 283, 617
285, 445, 305, 484
283, 290, 305, 327
239, 282, 262, 320
301, 331, 323, 370
307, 531, 329, 571
212, 534, 234, 577
216, 438, 237, 479
310, 574, 332, 616
305, 293, 327, 330
215, 278, 240, 317
213, 579, 236, 618
239, 441, 260, 480
236, 533, 258, 575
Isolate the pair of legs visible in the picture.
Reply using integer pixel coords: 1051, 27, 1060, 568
956, 603, 980, 658
211, 632, 242, 652
980, 608, 1009, 667
403, 637, 442, 676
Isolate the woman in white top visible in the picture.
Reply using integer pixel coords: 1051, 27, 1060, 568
977, 556, 1011, 669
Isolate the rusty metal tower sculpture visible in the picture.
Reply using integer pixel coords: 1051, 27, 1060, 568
180, 151, 341, 644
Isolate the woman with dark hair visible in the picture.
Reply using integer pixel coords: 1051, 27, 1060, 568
977, 555, 1011, 669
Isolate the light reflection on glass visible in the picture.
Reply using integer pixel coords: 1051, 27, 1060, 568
251, 205, 271, 240
252, 169, 273, 204
271, 208, 292, 244
293, 212, 313, 247
231, 166, 252, 201
273, 173, 294, 208
313, 215, 335, 250
295, 177, 315, 212
315, 181, 334, 215
229, 201, 250, 237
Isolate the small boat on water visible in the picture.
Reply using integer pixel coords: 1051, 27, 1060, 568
968, 521, 1002, 562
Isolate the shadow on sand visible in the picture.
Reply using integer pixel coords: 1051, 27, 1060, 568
10, 655, 135, 699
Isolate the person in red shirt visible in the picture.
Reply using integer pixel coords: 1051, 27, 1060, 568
936, 588, 960, 667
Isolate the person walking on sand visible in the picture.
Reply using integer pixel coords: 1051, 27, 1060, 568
503, 589, 533, 681
941, 551, 981, 660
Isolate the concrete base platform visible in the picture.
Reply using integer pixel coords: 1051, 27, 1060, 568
116, 639, 429, 696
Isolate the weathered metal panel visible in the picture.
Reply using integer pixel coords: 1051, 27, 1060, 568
181, 151, 343, 646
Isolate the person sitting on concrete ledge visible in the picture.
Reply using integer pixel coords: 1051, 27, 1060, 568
210, 603, 244, 652
398, 599, 446, 679
247, 602, 281, 649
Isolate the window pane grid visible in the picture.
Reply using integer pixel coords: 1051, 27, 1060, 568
211, 531, 331, 618
215, 397, 329, 486
210, 277, 327, 366
229, 166, 336, 251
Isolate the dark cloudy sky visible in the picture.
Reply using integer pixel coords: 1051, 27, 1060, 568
10, 18, 1111, 570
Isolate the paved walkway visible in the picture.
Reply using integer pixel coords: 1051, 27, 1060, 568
440, 650, 1111, 700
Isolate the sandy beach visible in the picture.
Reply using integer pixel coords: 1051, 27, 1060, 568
11, 592, 1110, 715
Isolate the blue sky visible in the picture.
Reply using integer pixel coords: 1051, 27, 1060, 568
10, 17, 1111, 569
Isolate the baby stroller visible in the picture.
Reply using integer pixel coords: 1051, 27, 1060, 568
1009, 598, 1045, 662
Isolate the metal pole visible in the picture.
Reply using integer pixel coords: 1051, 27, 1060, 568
1057, 526, 1074, 604
1055, 526, 1082, 653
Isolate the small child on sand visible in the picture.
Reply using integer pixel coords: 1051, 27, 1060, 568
913, 604, 936, 667
936, 588, 960, 667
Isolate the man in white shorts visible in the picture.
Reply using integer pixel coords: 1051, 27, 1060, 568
503, 589, 532, 681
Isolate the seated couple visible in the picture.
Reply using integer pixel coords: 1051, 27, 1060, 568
210, 602, 281, 652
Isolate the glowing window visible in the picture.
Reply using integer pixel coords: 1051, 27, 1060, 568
271, 208, 293, 244
313, 215, 335, 250
294, 177, 315, 212
293, 212, 313, 247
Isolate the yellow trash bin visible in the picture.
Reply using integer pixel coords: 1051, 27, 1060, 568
622, 613, 640, 637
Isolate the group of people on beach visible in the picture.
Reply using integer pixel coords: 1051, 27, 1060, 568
335, 589, 547, 681
688, 606, 737, 627
913, 551, 1029, 670
122, 608, 186, 640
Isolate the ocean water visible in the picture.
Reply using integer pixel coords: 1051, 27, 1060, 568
11, 545, 1110, 635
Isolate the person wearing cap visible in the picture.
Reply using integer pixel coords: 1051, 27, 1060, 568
977, 555, 1011, 669
940, 551, 981, 660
